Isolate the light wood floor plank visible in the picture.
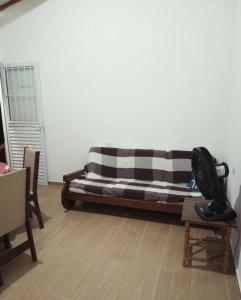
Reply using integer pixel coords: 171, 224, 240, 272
0, 185, 240, 300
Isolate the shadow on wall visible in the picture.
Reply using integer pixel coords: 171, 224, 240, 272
233, 186, 241, 268
0, 0, 47, 28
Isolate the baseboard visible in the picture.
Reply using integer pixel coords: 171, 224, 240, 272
48, 181, 62, 186
236, 267, 241, 291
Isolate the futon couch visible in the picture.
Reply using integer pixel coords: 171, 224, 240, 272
61, 147, 201, 214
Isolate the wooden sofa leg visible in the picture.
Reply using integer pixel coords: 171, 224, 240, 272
26, 219, 37, 262
0, 272, 3, 287
3, 234, 11, 250
62, 198, 76, 210
61, 183, 76, 210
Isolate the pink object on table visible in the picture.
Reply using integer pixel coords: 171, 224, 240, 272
0, 162, 9, 174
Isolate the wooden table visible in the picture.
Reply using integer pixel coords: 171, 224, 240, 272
0, 167, 11, 249
182, 198, 236, 273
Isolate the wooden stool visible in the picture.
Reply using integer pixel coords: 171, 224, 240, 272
182, 198, 236, 274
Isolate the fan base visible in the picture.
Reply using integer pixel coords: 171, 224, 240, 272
195, 201, 236, 221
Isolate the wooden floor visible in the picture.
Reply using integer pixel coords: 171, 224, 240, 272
0, 185, 240, 300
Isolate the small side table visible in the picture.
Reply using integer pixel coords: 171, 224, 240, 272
182, 198, 236, 273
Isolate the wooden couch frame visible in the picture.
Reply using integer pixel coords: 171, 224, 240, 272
62, 169, 183, 215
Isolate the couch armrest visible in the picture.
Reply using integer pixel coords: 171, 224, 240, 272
63, 169, 85, 183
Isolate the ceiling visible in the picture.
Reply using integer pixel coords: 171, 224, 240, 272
0, 0, 22, 10
0, 0, 12, 5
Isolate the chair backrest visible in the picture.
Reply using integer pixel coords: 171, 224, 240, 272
0, 168, 30, 237
23, 147, 40, 194
85, 147, 193, 183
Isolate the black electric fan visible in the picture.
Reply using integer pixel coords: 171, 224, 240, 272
192, 147, 236, 221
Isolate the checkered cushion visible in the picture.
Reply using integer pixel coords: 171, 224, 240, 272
69, 177, 201, 203
85, 147, 193, 184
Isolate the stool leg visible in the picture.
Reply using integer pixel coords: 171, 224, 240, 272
3, 234, 11, 250
183, 222, 190, 267
223, 226, 231, 274
221, 228, 225, 251
0, 273, 3, 287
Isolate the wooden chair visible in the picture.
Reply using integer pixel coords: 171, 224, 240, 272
23, 147, 44, 229
0, 168, 37, 286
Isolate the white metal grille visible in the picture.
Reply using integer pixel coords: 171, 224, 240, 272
5, 66, 38, 122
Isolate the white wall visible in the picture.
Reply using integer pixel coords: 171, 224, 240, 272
0, 0, 236, 181
1, 0, 241, 288
226, 0, 241, 286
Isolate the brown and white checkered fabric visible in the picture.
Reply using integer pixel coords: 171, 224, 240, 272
85, 147, 193, 184
69, 147, 201, 203
70, 177, 201, 203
